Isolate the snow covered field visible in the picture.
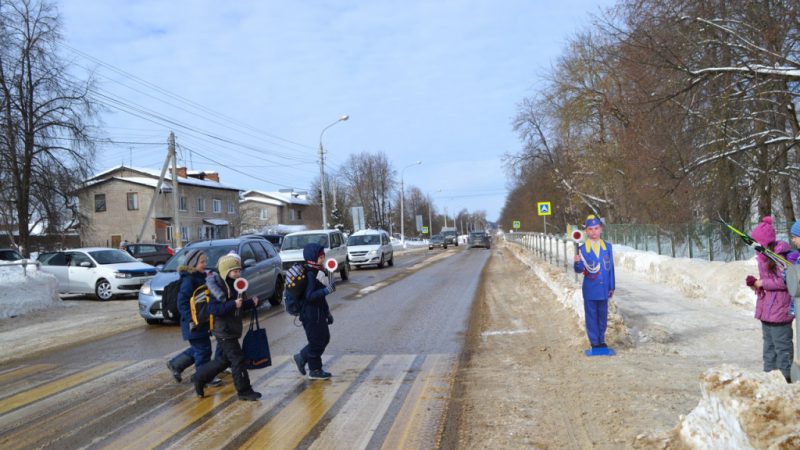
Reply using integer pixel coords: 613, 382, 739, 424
0, 262, 59, 319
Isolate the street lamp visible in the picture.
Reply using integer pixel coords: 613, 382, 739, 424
319, 115, 349, 230
400, 161, 422, 246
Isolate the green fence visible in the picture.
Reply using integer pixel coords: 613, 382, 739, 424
604, 221, 793, 262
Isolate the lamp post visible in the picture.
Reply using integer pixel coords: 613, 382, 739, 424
319, 115, 349, 229
400, 161, 422, 246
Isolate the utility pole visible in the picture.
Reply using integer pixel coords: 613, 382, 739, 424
169, 132, 182, 248
137, 132, 178, 245
428, 195, 433, 236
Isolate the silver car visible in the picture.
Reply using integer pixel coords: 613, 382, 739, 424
138, 238, 284, 325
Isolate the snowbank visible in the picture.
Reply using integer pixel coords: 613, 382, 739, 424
615, 245, 757, 308
678, 366, 800, 449
0, 263, 60, 318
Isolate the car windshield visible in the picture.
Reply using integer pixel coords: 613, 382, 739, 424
470, 232, 486, 237
88, 249, 139, 265
348, 235, 381, 246
432, 235, 443, 240
0, 249, 23, 261
282, 234, 328, 251
442, 231, 456, 236
162, 245, 237, 272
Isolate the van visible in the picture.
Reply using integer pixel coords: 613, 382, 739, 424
347, 229, 394, 269
279, 229, 350, 280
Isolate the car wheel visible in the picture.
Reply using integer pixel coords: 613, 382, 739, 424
340, 260, 350, 281
145, 318, 163, 325
388, 255, 394, 267
443, 245, 448, 250
429, 246, 433, 250
95, 279, 114, 301
377, 254, 385, 269
268, 275, 285, 306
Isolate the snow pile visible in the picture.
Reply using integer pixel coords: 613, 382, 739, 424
0, 263, 60, 318
504, 242, 630, 346
615, 246, 757, 308
678, 366, 800, 449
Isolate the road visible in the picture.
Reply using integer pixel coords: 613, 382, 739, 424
0, 246, 491, 449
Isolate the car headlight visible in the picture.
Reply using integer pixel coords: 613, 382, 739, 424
368, 250, 379, 256
114, 272, 132, 279
140, 281, 152, 296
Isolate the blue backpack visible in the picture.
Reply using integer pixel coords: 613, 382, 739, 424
284, 263, 308, 316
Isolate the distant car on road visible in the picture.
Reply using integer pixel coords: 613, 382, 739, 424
37, 248, 157, 300
347, 229, 394, 269
0, 248, 24, 261
279, 229, 350, 280
125, 243, 174, 266
429, 234, 448, 250
467, 231, 491, 249
138, 237, 284, 325
441, 227, 459, 246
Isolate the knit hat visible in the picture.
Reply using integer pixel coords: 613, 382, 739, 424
751, 216, 776, 247
791, 221, 800, 238
184, 249, 206, 268
584, 214, 602, 228
217, 254, 242, 279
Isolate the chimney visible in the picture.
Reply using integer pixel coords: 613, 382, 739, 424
204, 172, 219, 182
174, 167, 188, 178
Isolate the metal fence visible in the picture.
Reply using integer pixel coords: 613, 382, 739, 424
504, 232, 580, 280
0, 260, 40, 277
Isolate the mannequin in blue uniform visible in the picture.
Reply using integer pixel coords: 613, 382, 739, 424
573, 215, 615, 352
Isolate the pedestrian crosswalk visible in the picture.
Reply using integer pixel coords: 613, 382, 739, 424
0, 354, 456, 450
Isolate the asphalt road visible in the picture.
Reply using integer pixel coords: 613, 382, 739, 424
0, 245, 492, 449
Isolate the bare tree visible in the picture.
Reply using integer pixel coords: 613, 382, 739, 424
338, 151, 397, 230
0, 0, 97, 255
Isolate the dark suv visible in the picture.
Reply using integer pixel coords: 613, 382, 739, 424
137, 238, 284, 325
125, 243, 173, 266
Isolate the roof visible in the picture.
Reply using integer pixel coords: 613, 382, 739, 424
83, 165, 241, 192
203, 218, 229, 226
242, 190, 311, 206
285, 229, 336, 237
350, 229, 387, 236
240, 197, 283, 207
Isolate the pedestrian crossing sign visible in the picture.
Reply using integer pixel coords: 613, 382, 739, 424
422, 226, 429, 234
537, 202, 551, 216
512, 220, 520, 229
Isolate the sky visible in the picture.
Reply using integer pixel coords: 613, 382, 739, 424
59, 0, 616, 221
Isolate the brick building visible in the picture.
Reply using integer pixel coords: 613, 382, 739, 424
239, 189, 313, 234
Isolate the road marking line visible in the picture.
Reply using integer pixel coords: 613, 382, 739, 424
106, 355, 289, 450
0, 364, 56, 386
481, 329, 535, 337
310, 354, 416, 450
381, 354, 457, 450
0, 361, 131, 416
239, 354, 375, 450
0, 360, 163, 450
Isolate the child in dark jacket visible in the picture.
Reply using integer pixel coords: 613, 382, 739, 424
166, 250, 220, 384
292, 243, 335, 380
192, 254, 261, 401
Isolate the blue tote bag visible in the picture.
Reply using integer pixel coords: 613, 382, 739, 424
242, 309, 271, 369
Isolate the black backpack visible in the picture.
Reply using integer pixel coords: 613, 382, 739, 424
161, 279, 182, 321
284, 263, 308, 316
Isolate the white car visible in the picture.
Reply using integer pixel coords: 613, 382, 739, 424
347, 229, 394, 269
279, 229, 350, 281
37, 248, 157, 300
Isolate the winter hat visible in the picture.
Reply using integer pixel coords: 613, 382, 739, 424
791, 221, 800, 238
303, 243, 325, 263
584, 214, 602, 228
217, 254, 242, 279
184, 249, 206, 268
745, 275, 757, 287
751, 216, 776, 247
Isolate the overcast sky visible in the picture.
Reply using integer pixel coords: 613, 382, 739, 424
60, 0, 615, 221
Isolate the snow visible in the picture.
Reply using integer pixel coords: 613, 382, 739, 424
0, 262, 60, 318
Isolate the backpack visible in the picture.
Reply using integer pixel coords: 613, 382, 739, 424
284, 263, 308, 316
189, 285, 214, 331
161, 279, 182, 321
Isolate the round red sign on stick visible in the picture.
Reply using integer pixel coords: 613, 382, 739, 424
234, 277, 249, 294
325, 258, 338, 273
571, 229, 584, 243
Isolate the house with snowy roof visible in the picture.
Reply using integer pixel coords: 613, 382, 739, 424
239, 189, 313, 234
76, 165, 241, 248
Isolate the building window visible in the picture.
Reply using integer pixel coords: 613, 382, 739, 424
228, 201, 235, 214
259, 208, 268, 220
297, 209, 302, 220
290, 209, 296, 221
127, 192, 139, 210
197, 198, 205, 212
94, 194, 106, 212
212, 199, 222, 213
166, 225, 174, 242
180, 226, 189, 241
179, 196, 187, 211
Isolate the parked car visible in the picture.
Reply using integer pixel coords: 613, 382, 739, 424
37, 248, 157, 300
347, 229, 394, 269
125, 243, 174, 266
138, 237, 284, 325
467, 231, 491, 249
241, 233, 284, 251
0, 248, 24, 261
279, 229, 349, 280
429, 234, 448, 250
